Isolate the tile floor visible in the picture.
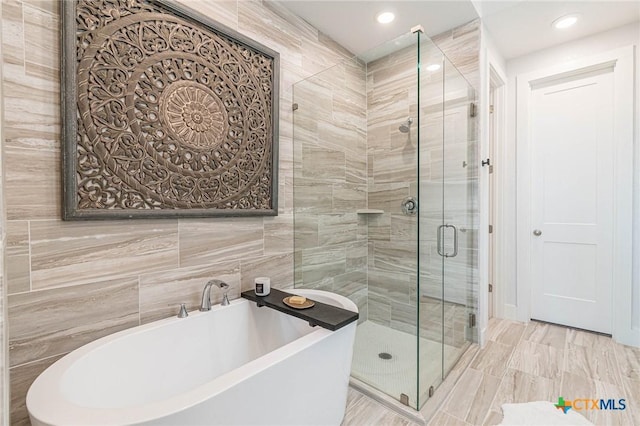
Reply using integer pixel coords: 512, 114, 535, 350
343, 318, 640, 426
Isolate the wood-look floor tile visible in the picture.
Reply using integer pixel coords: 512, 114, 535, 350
482, 410, 503, 426
521, 320, 566, 349
443, 367, 483, 421
565, 341, 623, 386
508, 339, 563, 380
470, 340, 514, 377
427, 411, 470, 426
342, 388, 420, 426
621, 378, 640, 425
613, 342, 640, 381
464, 373, 502, 425
487, 319, 525, 347
490, 368, 560, 412
560, 372, 632, 425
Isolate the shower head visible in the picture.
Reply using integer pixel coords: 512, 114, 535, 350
399, 117, 413, 133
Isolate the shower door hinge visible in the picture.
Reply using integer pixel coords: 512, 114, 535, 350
400, 393, 410, 406
469, 102, 477, 117
489, 224, 493, 234
489, 284, 493, 293
468, 313, 476, 328
428, 386, 435, 397
489, 104, 495, 114
292, 103, 299, 111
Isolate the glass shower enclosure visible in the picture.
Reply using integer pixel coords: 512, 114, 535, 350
292, 29, 478, 409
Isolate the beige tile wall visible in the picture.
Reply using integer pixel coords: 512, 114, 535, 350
292, 56, 369, 319
0, 0, 7, 422
1, 0, 354, 423
365, 23, 480, 338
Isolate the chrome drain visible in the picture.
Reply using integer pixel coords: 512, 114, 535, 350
378, 352, 392, 360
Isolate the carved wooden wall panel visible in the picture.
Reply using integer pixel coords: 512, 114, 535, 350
63, 0, 279, 219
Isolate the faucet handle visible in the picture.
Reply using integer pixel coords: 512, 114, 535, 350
177, 303, 189, 318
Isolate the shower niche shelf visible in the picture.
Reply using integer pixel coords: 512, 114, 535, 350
356, 209, 384, 214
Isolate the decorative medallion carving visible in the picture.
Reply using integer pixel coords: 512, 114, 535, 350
63, 0, 279, 219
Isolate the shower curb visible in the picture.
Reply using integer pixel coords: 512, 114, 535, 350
348, 342, 482, 425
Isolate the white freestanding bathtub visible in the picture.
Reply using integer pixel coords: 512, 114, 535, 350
27, 289, 357, 426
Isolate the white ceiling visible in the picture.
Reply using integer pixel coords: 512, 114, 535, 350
278, 1, 479, 56
481, 1, 640, 59
277, 0, 640, 61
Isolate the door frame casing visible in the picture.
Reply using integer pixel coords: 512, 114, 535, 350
516, 45, 636, 346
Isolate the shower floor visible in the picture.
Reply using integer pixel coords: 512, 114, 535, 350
351, 321, 462, 408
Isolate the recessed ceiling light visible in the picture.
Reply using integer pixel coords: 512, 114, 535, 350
376, 11, 395, 24
552, 14, 579, 29
426, 63, 441, 72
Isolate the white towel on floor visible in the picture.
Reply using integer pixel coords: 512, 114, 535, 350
499, 401, 594, 425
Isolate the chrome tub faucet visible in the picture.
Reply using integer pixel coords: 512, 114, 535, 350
200, 279, 230, 311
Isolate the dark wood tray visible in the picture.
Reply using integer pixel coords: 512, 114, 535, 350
241, 288, 358, 331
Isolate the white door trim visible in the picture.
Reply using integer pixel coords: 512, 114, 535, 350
516, 45, 636, 346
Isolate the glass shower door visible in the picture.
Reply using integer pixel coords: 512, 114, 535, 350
417, 35, 478, 407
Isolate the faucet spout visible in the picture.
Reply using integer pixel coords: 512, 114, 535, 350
200, 279, 231, 311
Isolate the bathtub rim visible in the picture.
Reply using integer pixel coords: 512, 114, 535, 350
26, 289, 357, 426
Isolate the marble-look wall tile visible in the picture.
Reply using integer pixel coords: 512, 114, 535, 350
318, 213, 358, 246
371, 241, 417, 274
368, 184, 410, 212
431, 19, 480, 91
237, 0, 303, 67
30, 220, 179, 290
240, 252, 294, 292
333, 183, 366, 211
263, 214, 293, 255
293, 178, 333, 214
10, 354, 65, 426
302, 144, 346, 181
293, 213, 319, 249
179, 218, 263, 267
174, 0, 238, 30
6, 220, 29, 294
300, 245, 346, 287
4, 147, 59, 220
345, 240, 368, 271
2, 0, 24, 67
368, 269, 412, 305
2, 69, 60, 152
22, 2, 58, 79
139, 261, 240, 324
8, 278, 139, 367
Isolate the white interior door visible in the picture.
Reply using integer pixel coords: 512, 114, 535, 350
529, 70, 614, 334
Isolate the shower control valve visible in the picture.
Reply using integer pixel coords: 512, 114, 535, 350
401, 196, 418, 216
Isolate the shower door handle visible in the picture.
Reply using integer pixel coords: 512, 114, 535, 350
447, 224, 458, 258
438, 224, 458, 258
437, 225, 445, 257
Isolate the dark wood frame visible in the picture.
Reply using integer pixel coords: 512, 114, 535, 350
61, 0, 280, 220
